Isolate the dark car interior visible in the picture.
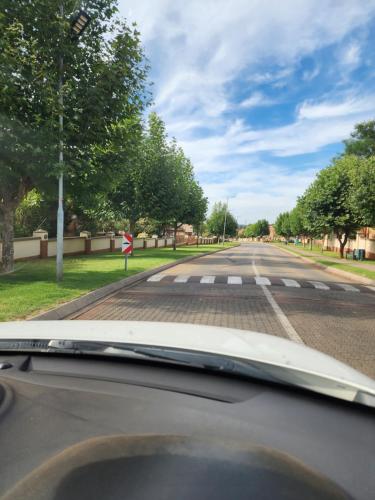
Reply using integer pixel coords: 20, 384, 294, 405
0, 353, 374, 499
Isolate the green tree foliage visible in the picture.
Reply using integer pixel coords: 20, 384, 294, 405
274, 212, 292, 240
289, 206, 304, 237
346, 156, 375, 227
343, 120, 375, 157
244, 219, 269, 238
136, 114, 207, 248
302, 156, 365, 257
0, 0, 149, 271
206, 202, 238, 238
244, 224, 256, 238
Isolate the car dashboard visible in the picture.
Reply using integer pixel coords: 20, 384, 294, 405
0, 353, 374, 499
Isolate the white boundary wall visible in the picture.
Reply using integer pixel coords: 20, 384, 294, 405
1, 234, 218, 262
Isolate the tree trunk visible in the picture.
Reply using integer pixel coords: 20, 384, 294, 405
310, 238, 313, 250
1, 204, 16, 273
173, 222, 177, 251
337, 233, 348, 259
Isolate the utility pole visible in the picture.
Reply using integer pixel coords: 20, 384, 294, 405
56, 3, 64, 282
222, 197, 228, 245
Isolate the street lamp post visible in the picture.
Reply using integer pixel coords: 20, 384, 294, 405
56, 7, 91, 282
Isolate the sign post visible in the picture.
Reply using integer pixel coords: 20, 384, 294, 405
121, 233, 133, 272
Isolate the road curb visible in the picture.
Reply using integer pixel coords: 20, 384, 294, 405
30, 245, 239, 321
273, 245, 375, 285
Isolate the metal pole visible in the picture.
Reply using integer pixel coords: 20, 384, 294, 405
222, 198, 228, 245
125, 254, 128, 271
56, 4, 64, 282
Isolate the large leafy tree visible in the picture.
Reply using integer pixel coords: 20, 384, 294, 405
343, 120, 375, 158
244, 219, 269, 238
137, 114, 207, 248
137, 113, 175, 229
346, 156, 375, 228
0, 0, 148, 271
274, 212, 292, 240
302, 156, 363, 257
206, 202, 238, 238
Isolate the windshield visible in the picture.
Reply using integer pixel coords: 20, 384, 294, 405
0, 0, 374, 399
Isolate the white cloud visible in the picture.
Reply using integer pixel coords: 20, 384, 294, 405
341, 41, 361, 67
118, 0, 375, 219
201, 161, 318, 223
240, 91, 276, 108
297, 93, 375, 119
122, 0, 375, 123
302, 65, 320, 81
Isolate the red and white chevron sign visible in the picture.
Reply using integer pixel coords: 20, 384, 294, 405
121, 233, 133, 254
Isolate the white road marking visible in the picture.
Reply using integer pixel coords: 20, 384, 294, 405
281, 278, 300, 288
337, 283, 360, 293
308, 281, 330, 290
366, 286, 375, 293
228, 276, 242, 285
174, 275, 190, 283
200, 275, 215, 284
255, 276, 271, 286
252, 259, 304, 344
147, 274, 165, 282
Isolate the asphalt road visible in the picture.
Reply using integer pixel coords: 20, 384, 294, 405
73, 243, 375, 378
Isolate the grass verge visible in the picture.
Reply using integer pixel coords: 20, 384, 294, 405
0, 243, 237, 322
315, 260, 375, 281
272, 243, 375, 281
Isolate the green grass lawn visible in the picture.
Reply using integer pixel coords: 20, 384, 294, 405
0, 243, 237, 322
273, 241, 375, 263
315, 260, 375, 281
272, 243, 375, 280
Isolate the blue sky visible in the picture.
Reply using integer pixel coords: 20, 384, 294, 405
119, 0, 375, 224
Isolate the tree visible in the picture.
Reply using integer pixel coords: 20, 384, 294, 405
302, 156, 363, 258
343, 120, 375, 158
244, 224, 256, 238
0, 0, 149, 272
253, 219, 270, 237
137, 114, 207, 249
274, 212, 292, 240
347, 156, 375, 228
206, 202, 238, 238
137, 113, 176, 228
244, 219, 269, 238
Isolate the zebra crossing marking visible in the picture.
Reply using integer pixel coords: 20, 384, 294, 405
228, 276, 242, 285
147, 274, 166, 282
174, 275, 190, 283
281, 278, 300, 288
200, 275, 216, 284
146, 274, 373, 294
308, 281, 330, 290
337, 283, 360, 292
255, 276, 271, 286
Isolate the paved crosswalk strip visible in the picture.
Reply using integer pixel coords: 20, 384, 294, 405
337, 283, 360, 292
145, 274, 374, 294
255, 277, 271, 286
147, 274, 165, 282
174, 275, 190, 283
200, 275, 216, 284
228, 276, 242, 285
281, 278, 300, 288
308, 281, 330, 290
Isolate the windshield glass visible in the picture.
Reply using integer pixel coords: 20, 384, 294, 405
0, 0, 374, 397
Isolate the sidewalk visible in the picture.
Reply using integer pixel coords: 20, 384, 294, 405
283, 245, 375, 271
